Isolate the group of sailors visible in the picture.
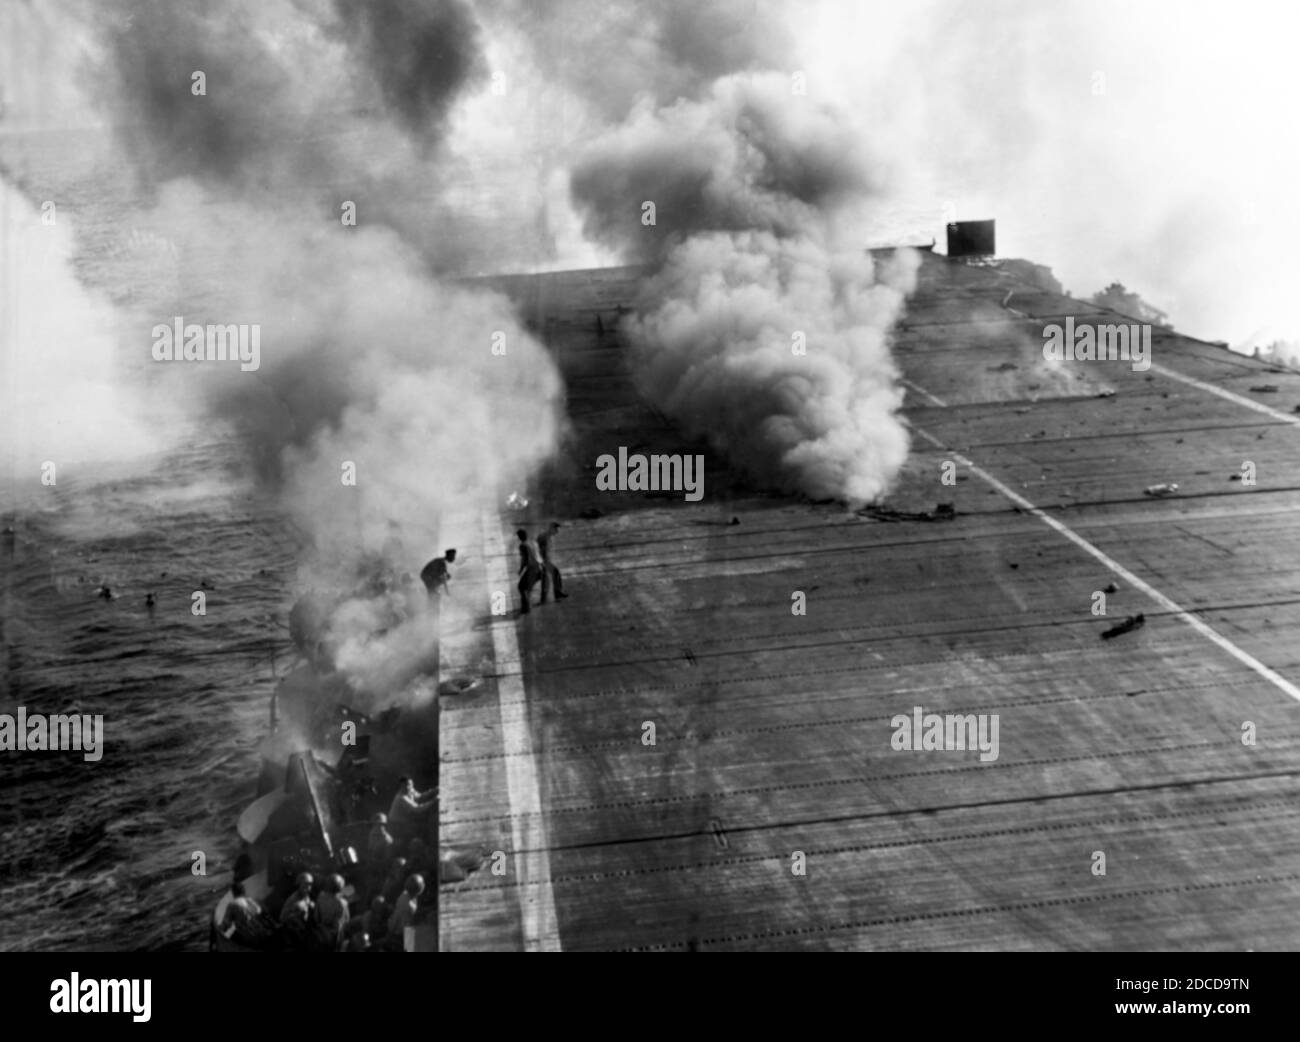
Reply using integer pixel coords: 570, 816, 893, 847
222, 525, 571, 950
292, 522, 570, 639
426, 523, 570, 616
517, 523, 566, 614
218, 776, 440, 952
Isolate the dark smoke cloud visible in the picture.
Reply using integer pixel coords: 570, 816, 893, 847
570, 74, 886, 262
100, 0, 486, 187
626, 231, 915, 503
85, 0, 563, 527
93, 0, 519, 273
483, 0, 788, 122
98, 0, 328, 190
65, 0, 566, 704
557, 14, 916, 505
331, 0, 485, 144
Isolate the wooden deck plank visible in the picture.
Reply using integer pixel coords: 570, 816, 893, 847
441, 251, 1300, 950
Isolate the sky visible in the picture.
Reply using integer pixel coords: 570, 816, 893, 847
799, 0, 1300, 350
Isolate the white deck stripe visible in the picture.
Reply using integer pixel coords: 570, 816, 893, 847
480, 510, 561, 951
1150, 362, 1300, 426
907, 364, 1300, 428
902, 394, 1300, 704
900, 377, 948, 409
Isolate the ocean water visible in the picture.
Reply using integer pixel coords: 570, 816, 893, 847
0, 128, 306, 951
1, 452, 299, 951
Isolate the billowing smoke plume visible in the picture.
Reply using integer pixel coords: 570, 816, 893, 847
332, 0, 484, 144
0, 179, 165, 485
571, 75, 887, 262
130, 184, 563, 566
95, 0, 549, 273
101, 0, 485, 180
101, 0, 325, 189
567, 56, 915, 504
627, 231, 915, 502
483, 0, 787, 122
82, 0, 564, 710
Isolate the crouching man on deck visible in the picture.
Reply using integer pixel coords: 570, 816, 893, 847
419, 549, 456, 597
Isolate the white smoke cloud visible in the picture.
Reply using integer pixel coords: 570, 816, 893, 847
566, 66, 915, 505
128, 189, 564, 571
0, 178, 168, 490
627, 231, 916, 504
2, 0, 567, 711
571, 74, 892, 260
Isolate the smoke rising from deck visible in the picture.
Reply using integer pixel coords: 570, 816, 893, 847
483, 0, 787, 123
564, 44, 916, 504
86, 0, 563, 701
570, 74, 888, 263
626, 231, 916, 502
496, 0, 1300, 357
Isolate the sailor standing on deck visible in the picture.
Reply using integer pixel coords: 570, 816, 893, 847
279, 872, 316, 948
368, 813, 396, 863
516, 528, 542, 614
387, 874, 426, 949
538, 522, 567, 603
316, 874, 351, 951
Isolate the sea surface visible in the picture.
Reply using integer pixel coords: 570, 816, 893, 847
1, 449, 300, 951
0, 128, 308, 951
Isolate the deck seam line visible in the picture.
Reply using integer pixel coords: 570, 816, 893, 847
449, 796, 1300, 893
621, 871, 1300, 951
443, 734, 1300, 826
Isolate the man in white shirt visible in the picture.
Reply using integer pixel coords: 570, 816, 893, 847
538, 523, 568, 603
516, 528, 542, 614
387, 874, 426, 950
388, 777, 436, 829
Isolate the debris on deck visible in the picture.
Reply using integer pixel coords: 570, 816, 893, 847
1101, 613, 1146, 640
860, 502, 958, 523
